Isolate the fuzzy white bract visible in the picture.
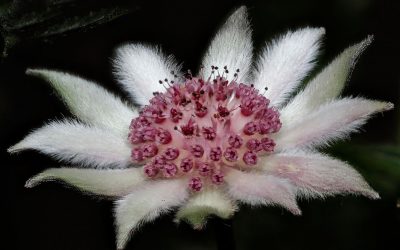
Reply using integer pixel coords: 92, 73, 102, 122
9, 6, 392, 249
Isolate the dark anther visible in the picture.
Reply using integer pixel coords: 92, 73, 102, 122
250, 84, 254, 87
171, 80, 175, 84
234, 73, 238, 77
170, 71, 175, 75
200, 90, 205, 95
164, 78, 168, 82
159, 80, 163, 84
211, 65, 215, 70
224, 65, 227, 70
174, 126, 178, 130
236, 69, 240, 72
225, 70, 229, 74
215, 66, 219, 70
184, 70, 193, 79
265, 87, 268, 90
174, 75, 178, 78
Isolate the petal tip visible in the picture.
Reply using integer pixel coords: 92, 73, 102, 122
384, 102, 394, 111
365, 34, 374, 45
7, 142, 23, 154
291, 207, 302, 216
226, 6, 249, 27
367, 190, 380, 200
25, 68, 35, 75
25, 176, 39, 188
232, 5, 247, 15
26, 68, 44, 77
116, 234, 129, 250
374, 101, 394, 112
314, 27, 326, 35
25, 171, 54, 188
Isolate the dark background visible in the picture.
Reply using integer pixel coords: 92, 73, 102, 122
2, 0, 399, 249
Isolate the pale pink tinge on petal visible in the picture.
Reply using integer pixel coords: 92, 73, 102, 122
280, 36, 374, 124
261, 151, 379, 199
200, 6, 253, 82
115, 179, 188, 250
224, 168, 301, 215
273, 98, 393, 151
26, 69, 137, 136
8, 120, 132, 168
25, 167, 145, 197
252, 27, 325, 107
113, 44, 182, 106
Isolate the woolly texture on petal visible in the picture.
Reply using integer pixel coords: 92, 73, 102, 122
273, 98, 393, 150
225, 168, 301, 215
26, 69, 136, 135
113, 44, 182, 106
175, 189, 237, 229
8, 120, 132, 168
114, 179, 188, 250
261, 151, 379, 199
252, 27, 325, 107
200, 6, 253, 82
281, 36, 373, 123
26, 167, 145, 197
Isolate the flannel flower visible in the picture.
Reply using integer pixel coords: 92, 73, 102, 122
9, 6, 393, 249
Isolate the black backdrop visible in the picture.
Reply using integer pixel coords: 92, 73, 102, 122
2, 0, 400, 249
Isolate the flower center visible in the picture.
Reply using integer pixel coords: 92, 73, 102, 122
128, 67, 281, 192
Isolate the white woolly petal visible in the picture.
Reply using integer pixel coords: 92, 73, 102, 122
8, 120, 132, 168
261, 151, 379, 199
281, 36, 373, 121
26, 69, 136, 135
252, 27, 325, 107
175, 188, 237, 229
25, 167, 145, 197
273, 98, 393, 151
224, 168, 301, 215
113, 44, 182, 106
114, 179, 188, 249
200, 6, 253, 82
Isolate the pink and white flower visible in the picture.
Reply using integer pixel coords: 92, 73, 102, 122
9, 6, 393, 249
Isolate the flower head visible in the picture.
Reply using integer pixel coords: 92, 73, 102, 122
9, 6, 393, 249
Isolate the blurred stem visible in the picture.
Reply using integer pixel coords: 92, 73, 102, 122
215, 218, 235, 250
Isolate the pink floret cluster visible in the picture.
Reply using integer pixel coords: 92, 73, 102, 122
128, 69, 281, 192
